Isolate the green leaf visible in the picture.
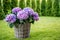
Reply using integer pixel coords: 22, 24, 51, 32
9, 23, 14, 28
31, 20, 34, 24
20, 20, 23, 23
14, 19, 20, 24
28, 16, 35, 24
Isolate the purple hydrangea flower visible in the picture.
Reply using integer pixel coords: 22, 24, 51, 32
5, 14, 16, 23
12, 7, 22, 14
33, 12, 39, 21
17, 10, 29, 20
23, 7, 34, 15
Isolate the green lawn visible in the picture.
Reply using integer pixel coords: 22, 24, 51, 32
0, 17, 60, 40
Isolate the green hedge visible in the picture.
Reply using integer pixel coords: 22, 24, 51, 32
26, 0, 30, 7
3, 0, 11, 15
31, 0, 36, 11
53, 0, 60, 17
41, 0, 46, 16
19, 0, 25, 9
46, 0, 52, 16
11, 0, 18, 9
0, 0, 5, 20
1, 0, 60, 18
36, 0, 40, 16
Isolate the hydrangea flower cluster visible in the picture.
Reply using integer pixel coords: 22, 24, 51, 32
5, 7, 39, 28
23, 7, 39, 21
12, 7, 22, 14
33, 12, 39, 21
17, 10, 29, 20
5, 14, 16, 23
23, 7, 34, 15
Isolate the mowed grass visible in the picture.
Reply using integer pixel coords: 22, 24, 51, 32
0, 17, 60, 40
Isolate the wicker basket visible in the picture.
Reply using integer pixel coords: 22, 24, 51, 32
14, 23, 31, 38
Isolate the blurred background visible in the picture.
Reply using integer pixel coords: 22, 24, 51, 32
0, 0, 60, 20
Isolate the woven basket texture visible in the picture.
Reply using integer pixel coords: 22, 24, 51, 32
14, 23, 31, 38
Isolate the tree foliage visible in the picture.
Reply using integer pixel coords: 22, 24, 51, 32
0, 0, 60, 19
0, 0, 5, 20
11, 0, 17, 9
19, 0, 25, 9
46, 0, 52, 16
53, 0, 60, 17
59, 0, 60, 16
36, 0, 40, 16
26, 0, 30, 7
41, 0, 46, 16
3, 0, 11, 15
31, 0, 36, 11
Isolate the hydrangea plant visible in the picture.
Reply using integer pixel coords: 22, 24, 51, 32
4, 7, 39, 28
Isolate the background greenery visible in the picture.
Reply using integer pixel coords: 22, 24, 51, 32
0, 0, 60, 20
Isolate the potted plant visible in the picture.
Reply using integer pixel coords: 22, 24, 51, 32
4, 7, 39, 38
